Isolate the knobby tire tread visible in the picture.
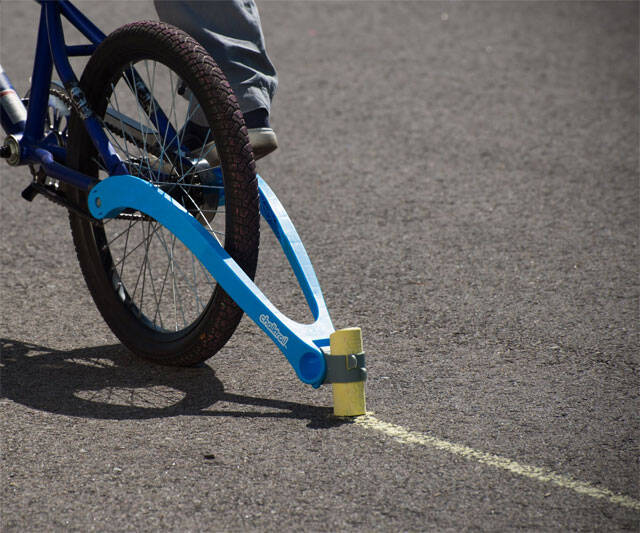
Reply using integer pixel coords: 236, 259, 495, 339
67, 22, 259, 366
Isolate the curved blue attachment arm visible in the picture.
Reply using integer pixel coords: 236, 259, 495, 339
88, 174, 335, 388
257, 176, 332, 335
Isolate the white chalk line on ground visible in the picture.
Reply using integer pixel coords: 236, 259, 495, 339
354, 413, 640, 511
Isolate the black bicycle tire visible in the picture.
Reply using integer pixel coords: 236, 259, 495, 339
66, 21, 259, 366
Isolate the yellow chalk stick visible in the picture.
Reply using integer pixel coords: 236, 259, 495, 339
330, 327, 366, 417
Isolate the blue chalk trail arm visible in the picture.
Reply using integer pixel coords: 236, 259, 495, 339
88, 173, 334, 388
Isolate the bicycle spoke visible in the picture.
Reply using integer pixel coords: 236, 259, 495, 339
131, 220, 153, 303
140, 222, 164, 329
112, 221, 162, 270
94, 57, 224, 334
168, 231, 181, 330
154, 224, 209, 301
190, 246, 202, 313
109, 81, 136, 165
160, 227, 188, 330
167, 69, 185, 179
152, 246, 174, 327
118, 218, 134, 281
145, 60, 170, 180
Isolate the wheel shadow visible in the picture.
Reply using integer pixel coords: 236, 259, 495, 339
0, 338, 343, 429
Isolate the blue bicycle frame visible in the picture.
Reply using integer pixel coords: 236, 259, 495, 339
0, 0, 338, 388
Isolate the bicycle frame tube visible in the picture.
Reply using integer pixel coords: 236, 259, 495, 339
52, 0, 182, 158
5, 0, 183, 186
54, 0, 106, 45
42, 2, 127, 177
2, 2, 106, 142
23, 4, 56, 146
0, 66, 27, 135
20, 1, 103, 148
1, 0, 114, 187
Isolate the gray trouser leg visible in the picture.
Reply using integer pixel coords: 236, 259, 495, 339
154, 0, 277, 121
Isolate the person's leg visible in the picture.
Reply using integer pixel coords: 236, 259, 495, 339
154, 0, 277, 128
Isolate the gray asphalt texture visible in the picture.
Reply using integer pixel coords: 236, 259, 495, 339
1, 1, 638, 531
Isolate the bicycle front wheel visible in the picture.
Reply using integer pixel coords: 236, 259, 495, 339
67, 22, 259, 366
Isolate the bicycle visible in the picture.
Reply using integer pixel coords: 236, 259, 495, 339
0, 0, 365, 415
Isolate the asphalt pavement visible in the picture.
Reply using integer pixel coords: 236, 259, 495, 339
1, 1, 638, 531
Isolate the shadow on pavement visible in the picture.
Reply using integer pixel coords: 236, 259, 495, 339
0, 338, 342, 429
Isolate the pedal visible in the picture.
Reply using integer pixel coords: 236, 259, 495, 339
21, 184, 39, 202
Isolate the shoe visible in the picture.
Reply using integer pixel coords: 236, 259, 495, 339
247, 127, 278, 160
181, 113, 278, 167
198, 127, 278, 167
